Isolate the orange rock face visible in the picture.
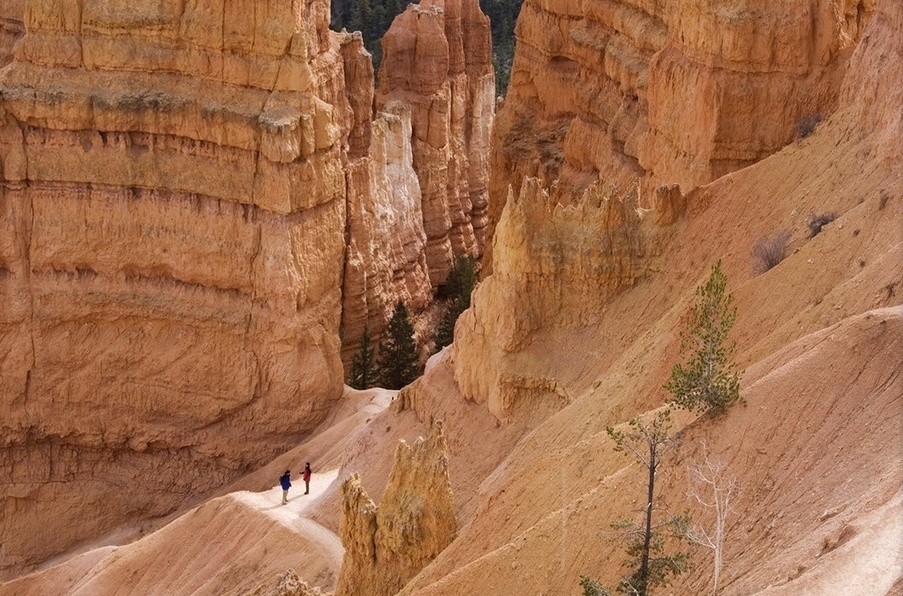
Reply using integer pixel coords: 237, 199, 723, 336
0, 0, 494, 577
454, 178, 662, 421
0, 0, 23, 67
339, 0, 496, 357
336, 424, 456, 596
0, 0, 353, 575
490, 0, 866, 254
378, 0, 495, 284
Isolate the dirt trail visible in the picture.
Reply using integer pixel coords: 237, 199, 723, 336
0, 470, 346, 596
231, 469, 344, 570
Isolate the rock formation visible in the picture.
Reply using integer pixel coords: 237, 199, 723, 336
339, 0, 496, 359
0, 0, 493, 577
335, 424, 456, 596
377, 0, 495, 284
258, 570, 329, 596
0, 0, 23, 66
0, 0, 357, 574
487, 0, 868, 264
454, 178, 662, 420
340, 100, 432, 361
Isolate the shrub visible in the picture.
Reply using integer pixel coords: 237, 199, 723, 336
752, 230, 791, 274
796, 113, 822, 139
579, 576, 611, 596
806, 213, 836, 238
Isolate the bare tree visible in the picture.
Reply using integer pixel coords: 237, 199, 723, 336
686, 442, 738, 596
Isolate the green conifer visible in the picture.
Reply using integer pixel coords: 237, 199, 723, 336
376, 301, 421, 390
665, 260, 743, 414
433, 255, 478, 351
349, 326, 375, 390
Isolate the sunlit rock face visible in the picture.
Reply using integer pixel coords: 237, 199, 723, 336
336, 424, 456, 596
0, 0, 354, 575
377, 0, 495, 285
455, 178, 662, 421
487, 0, 866, 267
0, 0, 496, 576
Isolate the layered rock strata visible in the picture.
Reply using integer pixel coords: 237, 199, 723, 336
454, 178, 662, 421
488, 0, 869, 262
336, 424, 456, 596
0, 0, 23, 67
340, 0, 496, 355
0, 0, 352, 573
340, 101, 431, 360
0, 0, 494, 575
377, 0, 495, 284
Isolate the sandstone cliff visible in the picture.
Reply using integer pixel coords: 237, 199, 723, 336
0, 0, 23, 66
3, 0, 898, 593
340, 0, 496, 360
378, 0, 495, 284
340, 98, 433, 360
0, 0, 360, 574
488, 0, 868, 265
394, 0, 902, 592
0, 0, 492, 577
335, 424, 456, 596
454, 178, 662, 421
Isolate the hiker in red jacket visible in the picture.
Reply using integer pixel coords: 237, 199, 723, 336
302, 462, 312, 495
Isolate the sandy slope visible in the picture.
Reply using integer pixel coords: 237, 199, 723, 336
392, 307, 902, 596
0, 388, 392, 595
0, 469, 343, 596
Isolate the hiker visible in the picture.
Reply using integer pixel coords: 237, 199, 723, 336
302, 462, 312, 495
280, 470, 292, 504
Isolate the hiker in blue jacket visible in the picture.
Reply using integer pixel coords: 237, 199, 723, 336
280, 470, 292, 504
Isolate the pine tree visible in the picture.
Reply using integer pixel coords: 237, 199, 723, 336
376, 301, 421, 390
479, 0, 524, 95
348, 0, 372, 38
605, 410, 689, 596
444, 255, 478, 306
665, 260, 743, 415
433, 255, 478, 351
349, 326, 375, 390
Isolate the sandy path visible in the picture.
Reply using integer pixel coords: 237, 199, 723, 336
231, 469, 344, 569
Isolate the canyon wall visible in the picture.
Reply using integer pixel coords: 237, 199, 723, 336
0, 0, 493, 576
0, 0, 23, 67
467, 0, 873, 416
489, 0, 868, 255
377, 0, 494, 284
0, 0, 353, 574
340, 0, 496, 355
